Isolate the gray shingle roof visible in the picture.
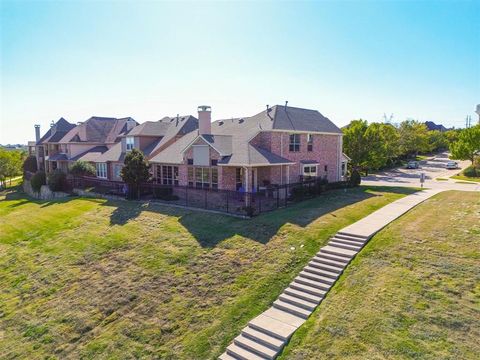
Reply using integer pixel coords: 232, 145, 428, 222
201, 134, 232, 156
70, 146, 109, 162
60, 117, 137, 143
149, 131, 198, 164
37, 118, 76, 145
149, 115, 198, 155
125, 121, 171, 137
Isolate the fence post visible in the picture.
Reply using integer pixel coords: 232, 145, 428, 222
276, 187, 279, 209
226, 191, 229, 213
185, 186, 188, 207
258, 192, 261, 214
204, 188, 207, 209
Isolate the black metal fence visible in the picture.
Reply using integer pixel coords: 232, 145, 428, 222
67, 176, 352, 217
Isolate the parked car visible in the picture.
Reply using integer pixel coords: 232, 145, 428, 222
446, 161, 458, 169
406, 161, 420, 169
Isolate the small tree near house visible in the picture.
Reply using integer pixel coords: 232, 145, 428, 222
120, 148, 150, 199
69, 160, 96, 177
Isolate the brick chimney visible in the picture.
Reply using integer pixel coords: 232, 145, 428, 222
34, 125, 40, 142
198, 105, 211, 135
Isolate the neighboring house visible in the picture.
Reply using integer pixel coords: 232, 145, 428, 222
36, 116, 137, 173
94, 115, 197, 180
424, 121, 448, 132
149, 104, 345, 191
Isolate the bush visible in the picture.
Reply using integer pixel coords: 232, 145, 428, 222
22, 155, 37, 173
152, 186, 179, 201
70, 160, 96, 177
30, 171, 46, 192
47, 170, 67, 192
350, 169, 361, 186
242, 205, 256, 217
463, 166, 478, 178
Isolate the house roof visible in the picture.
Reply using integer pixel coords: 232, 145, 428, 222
60, 117, 137, 144
149, 115, 198, 155
70, 146, 109, 162
37, 118, 76, 145
200, 134, 232, 156
425, 121, 448, 132
95, 142, 124, 163
125, 121, 171, 137
48, 153, 69, 161
149, 131, 198, 164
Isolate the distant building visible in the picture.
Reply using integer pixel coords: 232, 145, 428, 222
424, 121, 448, 132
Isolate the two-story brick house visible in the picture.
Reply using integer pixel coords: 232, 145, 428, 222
149, 104, 345, 192
36, 116, 137, 173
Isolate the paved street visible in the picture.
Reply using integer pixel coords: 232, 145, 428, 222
362, 152, 480, 191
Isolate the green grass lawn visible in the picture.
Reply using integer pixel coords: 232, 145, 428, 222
451, 175, 480, 183
279, 191, 480, 360
0, 185, 414, 359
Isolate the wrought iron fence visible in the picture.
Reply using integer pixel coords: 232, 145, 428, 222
67, 176, 352, 217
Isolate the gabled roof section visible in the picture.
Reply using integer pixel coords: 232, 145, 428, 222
37, 118, 76, 145
149, 115, 198, 155
149, 131, 198, 164
199, 134, 232, 156
70, 146, 109, 162
125, 121, 171, 137
217, 145, 294, 166
60, 116, 137, 144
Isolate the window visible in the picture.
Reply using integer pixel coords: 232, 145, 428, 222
114, 164, 123, 179
324, 165, 328, 172
193, 145, 209, 166
235, 168, 243, 190
188, 166, 216, 189
341, 162, 346, 177
96, 163, 107, 179
126, 136, 134, 151
211, 159, 218, 166
187, 158, 193, 165
160, 165, 179, 185
303, 165, 317, 178
289, 134, 300, 152
307, 134, 313, 152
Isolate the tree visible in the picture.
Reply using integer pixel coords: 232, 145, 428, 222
47, 169, 67, 192
450, 125, 480, 165
343, 120, 371, 173
0, 149, 23, 188
427, 130, 448, 152
398, 120, 430, 157
364, 123, 400, 170
23, 155, 38, 173
120, 148, 150, 199
30, 171, 46, 192
70, 160, 96, 177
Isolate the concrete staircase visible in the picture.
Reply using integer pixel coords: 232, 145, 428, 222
219, 231, 369, 360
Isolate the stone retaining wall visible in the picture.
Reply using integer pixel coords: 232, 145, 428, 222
23, 180, 70, 200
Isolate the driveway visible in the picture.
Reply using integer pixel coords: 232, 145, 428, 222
362, 152, 480, 191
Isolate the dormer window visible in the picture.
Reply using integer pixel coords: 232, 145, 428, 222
126, 136, 134, 151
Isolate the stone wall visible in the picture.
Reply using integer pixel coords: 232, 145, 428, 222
23, 180, 70, 200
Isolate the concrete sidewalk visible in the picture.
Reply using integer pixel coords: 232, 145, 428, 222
219, 188, 443, 360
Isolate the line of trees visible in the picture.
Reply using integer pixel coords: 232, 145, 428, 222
343, 119, 460, 175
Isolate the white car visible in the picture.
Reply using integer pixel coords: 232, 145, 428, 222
446, 161, 458, 169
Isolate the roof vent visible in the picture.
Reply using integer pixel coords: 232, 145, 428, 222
218, 121, 224, 126
238, 118, 244, 124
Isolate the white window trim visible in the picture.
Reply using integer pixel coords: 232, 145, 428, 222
302, 164, 317, 176
126, 136, 135, 151
96, 163, 107, 179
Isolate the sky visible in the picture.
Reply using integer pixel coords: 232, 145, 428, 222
1, 0, 479, 144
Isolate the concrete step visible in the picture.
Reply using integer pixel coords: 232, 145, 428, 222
309, 259, 345, 273
328, 241, 362, 252
290, 282, 327, 298
320, 245, 357, 259
303, 264, 339, 279
294, 276, 331, 291
218, 352, 238, 360
241, 326, 284, 351
248, 314, 297, 341
331, 237, 366, 246
234, 334, 278, 359
273, 300, 312, 319
314, 252, 351, 265
337, 231, 369, 240
312, 255, 349, 269
334, 233, 368, 243
284, 286, 324, 303
299, 270, 336, 285
279, 292, 318, 311
226, 343, 269, 360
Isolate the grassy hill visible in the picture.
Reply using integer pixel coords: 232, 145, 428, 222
279, 191, 480, 359
0, 185, 412, 359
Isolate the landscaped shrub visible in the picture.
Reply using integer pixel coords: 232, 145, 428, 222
22, 155, 37, 174
463, 166, 478, 178
69, 160, 96, 177
152, 186, 179, 201
30, 171, 46, 192
242, 205, 256, 217
290, 185, 306, 200
350, 169, 361, 186
47, 170, 67, 192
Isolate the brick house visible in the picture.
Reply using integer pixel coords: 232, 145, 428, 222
149, 105, 346, 192
35, 116, 137, 173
